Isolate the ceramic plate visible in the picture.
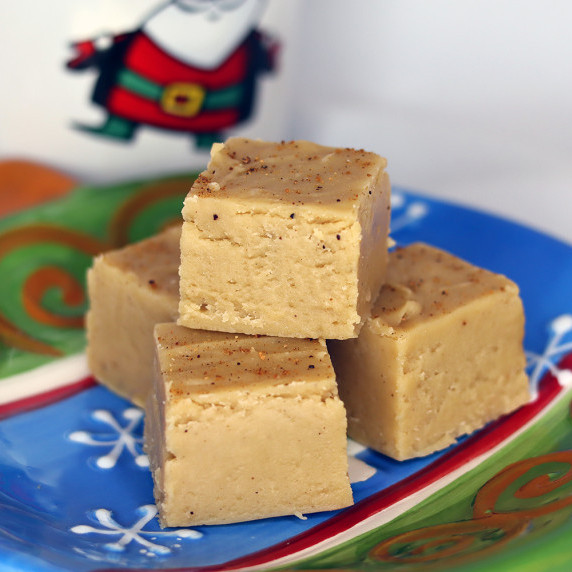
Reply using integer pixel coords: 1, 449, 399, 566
1, 176, 571, 572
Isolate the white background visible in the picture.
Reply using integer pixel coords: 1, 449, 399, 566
1, 0, 571, 244
287, 0, 572, 244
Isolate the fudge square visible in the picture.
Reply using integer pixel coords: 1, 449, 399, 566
145, 324, 353, 527
86, 226, 180, 406
328, 243, 530, 461
178, 137, 391, 340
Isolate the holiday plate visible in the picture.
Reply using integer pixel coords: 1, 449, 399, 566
0, 174, 571, 572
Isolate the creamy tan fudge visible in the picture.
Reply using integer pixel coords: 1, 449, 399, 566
328, 243, 530, 460
86, 226, 180, 406
178, 138, 391, 340
145, 324, 353, 527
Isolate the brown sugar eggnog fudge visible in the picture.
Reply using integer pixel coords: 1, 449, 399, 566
86, 226, 180, 406
178, 138, 391, 340
328, 243, 530, 461
145, 324, 353, 527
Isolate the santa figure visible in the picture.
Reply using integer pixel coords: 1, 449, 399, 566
66, 0, 278, 148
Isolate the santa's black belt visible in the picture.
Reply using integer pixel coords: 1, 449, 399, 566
117, 69, 244, 117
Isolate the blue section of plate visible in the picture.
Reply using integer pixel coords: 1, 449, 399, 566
0, 384, 453, 571
1, 189, 571, 571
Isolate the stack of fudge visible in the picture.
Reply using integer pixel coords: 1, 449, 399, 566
86, 138, 530, 527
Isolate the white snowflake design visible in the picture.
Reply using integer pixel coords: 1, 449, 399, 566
526, 314, 572, 399
71, 504, 202, 556
390, 192, 429, 233
69, 408, 148, 469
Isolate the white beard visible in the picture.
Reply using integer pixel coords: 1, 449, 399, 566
142, 0, 268, 70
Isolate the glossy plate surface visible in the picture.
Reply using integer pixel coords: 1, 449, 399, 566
0, 176, 571, 571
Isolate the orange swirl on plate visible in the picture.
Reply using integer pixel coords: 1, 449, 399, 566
108, 177, 192, 246
0, 173, 194, 358
369, 514, 525, 564
473, 450, 572, 519
369, 450, 572, 566
22, 266, 85, 328
0, 224, 109, 356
